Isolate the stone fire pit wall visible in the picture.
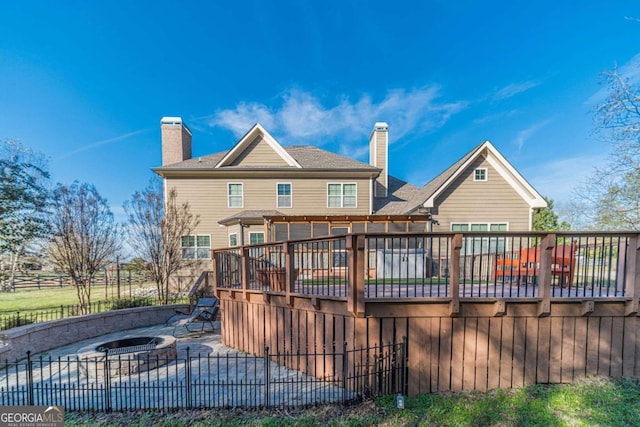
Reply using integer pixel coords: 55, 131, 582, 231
77, 335, 178, 380
0, 304, 187, 361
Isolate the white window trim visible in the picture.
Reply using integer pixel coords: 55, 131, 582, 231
249, 231, 265, 245
474, 168, 488, 182
181, 234, 212, 259
327, 182, 358, 208
227, 182, 244, 208
450, 223, 509, 254
276, 182, 292, 209
450, 222, 509, 232
229, 233, 238, 247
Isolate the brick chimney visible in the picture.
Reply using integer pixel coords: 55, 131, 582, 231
161, 117, 192, 166
370, 122, 388, 198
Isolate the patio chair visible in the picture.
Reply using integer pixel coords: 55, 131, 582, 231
166, 297, 219, 336
494, 242, 577, 287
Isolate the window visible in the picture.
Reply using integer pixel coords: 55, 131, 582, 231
228, 183, 243, 208
277, 183, 292, 208
182, 235, 211, 259
474, 168, 487, 181
331, 226, 349, 268
451, 222, 508, 233
249, 232, 264, 245
451, 224, 469, 232
451, 223, 508, 254
490, 224, 507, 232
229, 233, 238, 247
327, 183, 357, 208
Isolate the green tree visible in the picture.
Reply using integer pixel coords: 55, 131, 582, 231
123, 179, 199, 304
126, 257, 148, 274
46, 182, 122, 313
533, 197, 571, 231
0, 140, 50, 290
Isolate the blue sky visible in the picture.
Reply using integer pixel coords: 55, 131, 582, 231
1, 1, 639, 222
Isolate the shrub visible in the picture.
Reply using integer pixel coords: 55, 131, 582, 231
109, 297, 154, 310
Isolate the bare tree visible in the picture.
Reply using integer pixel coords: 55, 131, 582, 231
123, 179, 199, 304
575, 69, 640, 230
47, 182, 121, 313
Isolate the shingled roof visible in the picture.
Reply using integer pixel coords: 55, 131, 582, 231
373, 144, 479, 215
372, 175, 421, 215
156, 121, 545, 217
157, 145, 379, 172
219, 210, 285, 225
157, 140, 482, 215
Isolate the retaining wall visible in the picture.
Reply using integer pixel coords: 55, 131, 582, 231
0, 304, 187, 361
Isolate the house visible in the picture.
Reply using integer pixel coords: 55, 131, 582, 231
153, 117, 547, 261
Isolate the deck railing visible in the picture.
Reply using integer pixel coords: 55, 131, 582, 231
213, 232, 639, 313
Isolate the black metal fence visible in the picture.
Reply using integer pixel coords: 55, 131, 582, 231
0, 296, 189, 331
0, 341, 406, 411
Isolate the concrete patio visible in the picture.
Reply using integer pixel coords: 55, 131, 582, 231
0, 320, 355, 410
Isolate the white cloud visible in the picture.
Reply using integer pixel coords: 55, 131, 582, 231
208, 86, 468, 146
210, 103, 276, 136
493, 81, 540, 101
621, 53, 640, 83
472, 109, 519, 125
524, 154, 608, 205
56, 129, 151, 160
513, 118, 553, 150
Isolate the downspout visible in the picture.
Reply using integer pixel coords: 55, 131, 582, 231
239, 221, 245, 246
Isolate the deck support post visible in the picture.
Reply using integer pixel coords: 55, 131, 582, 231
493, 299, 506, 316
450, 234, 462, 316
624, 235, 640, 316
347, 234, 366, 317
241, 246, 250, 301
212, 254, 221, 298
285, 242, 295, 307
581, 300, 595, 316
537, 234, 555, 317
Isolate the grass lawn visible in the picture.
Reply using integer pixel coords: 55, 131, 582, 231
0, 283, 155, 312
64, 377, 640, 426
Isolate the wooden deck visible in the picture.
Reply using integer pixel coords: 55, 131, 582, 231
214, 231, 640, 395
244, 281, 626, 299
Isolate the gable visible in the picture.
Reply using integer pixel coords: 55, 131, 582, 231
435, 157, 524, 206
228, 134, 291, 167
422, 141, 546, 210
215, 123, 301, 168
432, 156, 533, 231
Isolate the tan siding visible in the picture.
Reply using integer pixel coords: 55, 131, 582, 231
244, 224, 268, 244
229, 135, 290, 167
287, 178, 370, 213
166, 178, 228, 251
167, 176, 371, 249
431, 157, 531, 232
226, 224, 241, 247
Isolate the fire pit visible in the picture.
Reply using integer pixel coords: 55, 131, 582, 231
77, 335, 177, 380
